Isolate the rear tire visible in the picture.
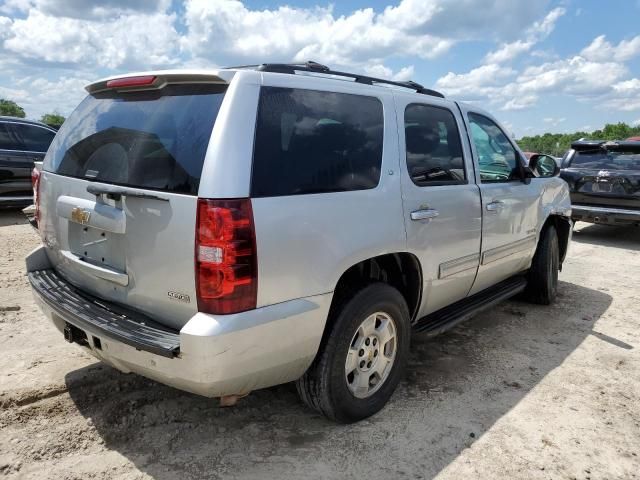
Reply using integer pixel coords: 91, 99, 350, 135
296, 283, 410, 423
524, 225, 559, 305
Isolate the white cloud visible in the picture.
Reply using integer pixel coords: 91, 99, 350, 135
181, 0, 458, 67
581, 35, 640, 63
543, 117, 566, 127
501, 95, 538, 111
363, 64, 415, 81
3, 9, 179, 69
485, 40, 534, 64
608, 78, 640, 111
633, 119, 640, 127
484, 7, 565, 64
182, 0, 552, 69
435, 63, 516, 98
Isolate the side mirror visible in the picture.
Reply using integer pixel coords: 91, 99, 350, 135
529, 154, 560, 178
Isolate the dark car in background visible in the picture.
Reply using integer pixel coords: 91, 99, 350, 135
0, 116, 57, 207
561, 140, 640, 226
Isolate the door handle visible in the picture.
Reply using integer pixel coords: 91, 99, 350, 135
410, 209, 439, 221
486, 201, 505, 212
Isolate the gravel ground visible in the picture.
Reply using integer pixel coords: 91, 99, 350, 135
0, 209, 639, 480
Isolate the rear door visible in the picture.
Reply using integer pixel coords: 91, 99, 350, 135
395, 95, 482, 317
39, 75, 229, 329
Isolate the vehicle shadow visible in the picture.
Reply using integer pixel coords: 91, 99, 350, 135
0, 208, 28, 227
65, 281, 612, 480
573, 222, 640, 252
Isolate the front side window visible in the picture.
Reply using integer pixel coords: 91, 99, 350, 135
11, 124, 56, 152
468, 113, 519, 183
251, 87, 384, 197
404, 104, 465, 186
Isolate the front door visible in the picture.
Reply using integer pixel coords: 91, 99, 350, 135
459, 107, 540, 294
395, 95, 482, 317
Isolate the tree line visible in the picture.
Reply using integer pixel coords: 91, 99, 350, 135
517, 122, 640, 157
0, 98, 65, 128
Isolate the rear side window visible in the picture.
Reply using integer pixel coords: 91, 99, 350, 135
0, 123, 20, 150
11, 123, 55, 152
45, 84, 226, 195
404, 104, 465, 185
251, 87, 384, 197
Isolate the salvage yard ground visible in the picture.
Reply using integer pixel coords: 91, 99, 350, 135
0, 210, 639, 480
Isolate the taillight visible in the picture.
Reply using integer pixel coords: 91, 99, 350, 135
31, 167, 41, 226
195, 198, 257, 314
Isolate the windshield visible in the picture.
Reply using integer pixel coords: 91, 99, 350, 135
45, 84, 226, 194
570, 150, 640, 171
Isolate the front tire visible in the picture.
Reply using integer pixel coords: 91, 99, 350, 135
524, 225, 559, 305
296, 283, 410, 423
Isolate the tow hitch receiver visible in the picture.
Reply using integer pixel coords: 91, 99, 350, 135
63, 323, 88, 346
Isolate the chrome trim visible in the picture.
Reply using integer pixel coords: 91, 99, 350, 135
481, 235, 536, 266
486, 200, 505, 212
0, 120, 57, 134
573, 205, 640, 217
438, 253, 480, 279
0, 148, 47, 154
0, 195, 33, 201
59, 250, 129, 287
410, 209, 439, 221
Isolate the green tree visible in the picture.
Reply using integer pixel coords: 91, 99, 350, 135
0, 99, 26, 118
40, 113, 65, 128
517, 122, 640, 157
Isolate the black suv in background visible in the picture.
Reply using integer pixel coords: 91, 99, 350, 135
0, 116, 57, 207
561, 140, 640, 226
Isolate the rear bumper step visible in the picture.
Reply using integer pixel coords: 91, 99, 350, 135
572, 204, 640, 224
28, 269, 180, 357
414, 276, 527, 336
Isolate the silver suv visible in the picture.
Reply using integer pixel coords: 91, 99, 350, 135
26, 62, 572, 422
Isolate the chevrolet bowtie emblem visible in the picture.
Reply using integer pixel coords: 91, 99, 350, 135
70, 207, 91, 225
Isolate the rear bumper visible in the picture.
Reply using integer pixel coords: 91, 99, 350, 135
26, 246, 331, 397
572, 204, 640, 225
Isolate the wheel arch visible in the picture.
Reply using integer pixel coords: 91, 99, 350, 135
324, 252, 423, 338
541, 214, 572, 266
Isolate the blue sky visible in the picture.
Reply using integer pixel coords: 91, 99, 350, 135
1, 0, 639, 137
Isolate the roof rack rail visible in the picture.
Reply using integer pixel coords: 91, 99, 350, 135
228, 61, 445, 98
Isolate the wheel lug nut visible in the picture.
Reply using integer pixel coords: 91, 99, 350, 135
365, 338, 370, 346
359, 349, 364, 357
359, 360, 365, 368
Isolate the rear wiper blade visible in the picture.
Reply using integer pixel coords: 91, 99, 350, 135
87, 184, 170, 202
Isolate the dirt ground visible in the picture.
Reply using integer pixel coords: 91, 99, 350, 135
0, 209, 638, 480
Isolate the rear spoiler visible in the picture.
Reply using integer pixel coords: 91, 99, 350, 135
86, 70, 235, 95
571, 140, 640, 152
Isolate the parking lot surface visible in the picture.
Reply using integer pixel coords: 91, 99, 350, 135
1, 210, 639, 480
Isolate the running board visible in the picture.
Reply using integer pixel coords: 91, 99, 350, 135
413, 276, 527, 337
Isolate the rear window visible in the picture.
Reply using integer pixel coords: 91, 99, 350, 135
570, 150, 640, 171
251, 87, 384, 197
45, 84, 226, 194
